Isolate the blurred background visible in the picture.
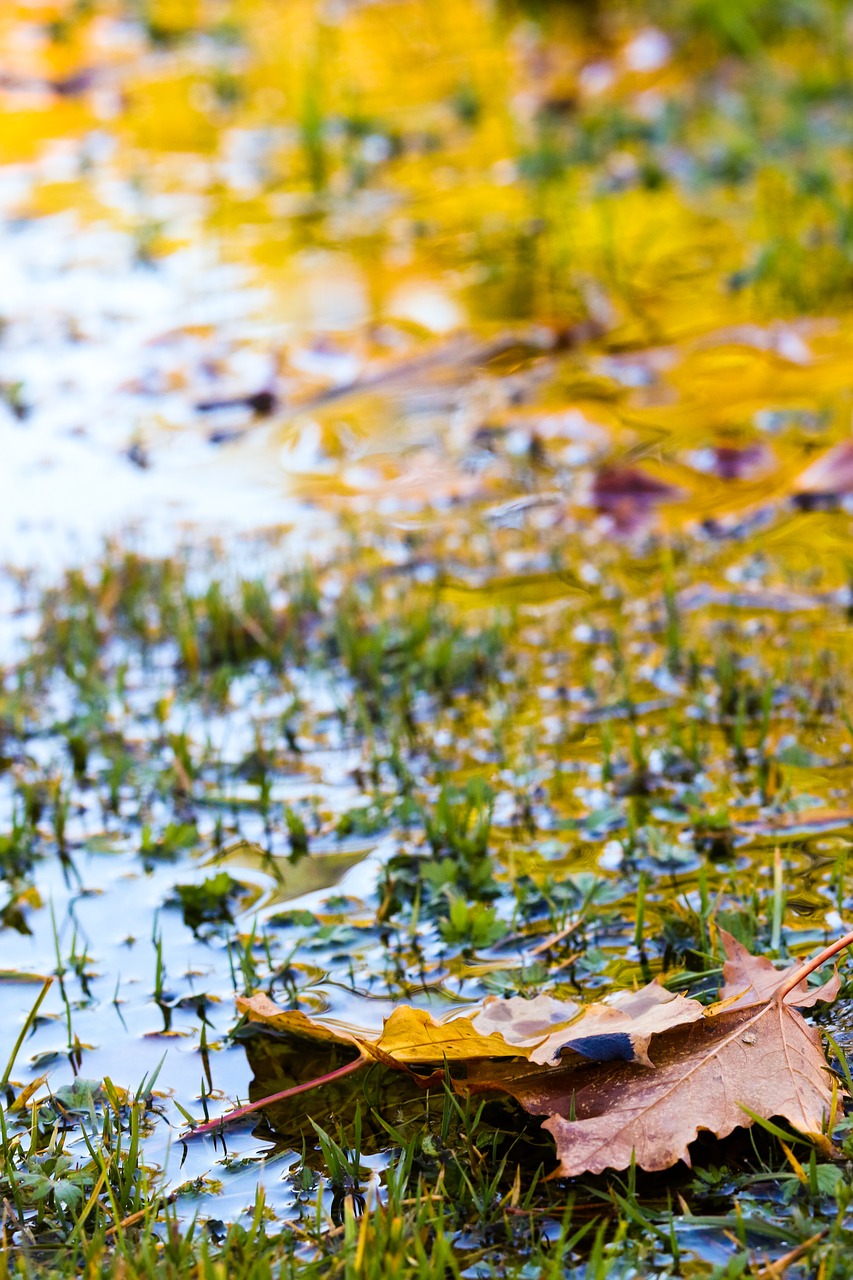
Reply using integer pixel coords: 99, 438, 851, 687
5, 0, 853, 574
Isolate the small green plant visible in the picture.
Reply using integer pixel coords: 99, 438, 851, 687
284, 805, 310, 860
174, 872, 240, 933
439, 894, 504, 948
424, 778, 494, 861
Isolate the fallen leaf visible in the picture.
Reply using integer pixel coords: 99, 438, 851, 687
526, 983, 704, 1066
540, 999, 836, 1175
372, 1006, 528, 1062
591, 465, 680, 530
220, 937, 851, 1167
715, 929, 841, 1011
237, 994, 359, 1047
237, 982, 702, 1067
465, 935, 844, 1176
471, 993, 580, 1044
466, 999, 836, 1175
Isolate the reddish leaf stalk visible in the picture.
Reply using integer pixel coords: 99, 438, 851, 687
184, 1050, 368, 1140
774, 927, 853, 1003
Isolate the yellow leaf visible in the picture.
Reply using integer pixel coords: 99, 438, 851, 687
373, 1007, 519, 1063
237, 994, 359, 1047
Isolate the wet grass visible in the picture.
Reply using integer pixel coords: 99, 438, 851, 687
5, 517, 853, 1274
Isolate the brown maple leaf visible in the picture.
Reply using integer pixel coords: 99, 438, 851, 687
715, 929, 841, 1011
465, 932, 847, 1176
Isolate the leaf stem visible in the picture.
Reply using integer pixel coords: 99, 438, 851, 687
774, 927, 853, 1003
182, 1050, 368, 1140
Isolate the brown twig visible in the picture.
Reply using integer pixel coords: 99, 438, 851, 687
2, 1197, 35, 1247
549, 951, 582, 974
753, 1229, 826, 1279
528, 919, 581, 957
182, 1050, 368, 1140
104, 1197, 171, 1238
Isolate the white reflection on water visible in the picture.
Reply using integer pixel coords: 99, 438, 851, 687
0, 176, 334, 574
